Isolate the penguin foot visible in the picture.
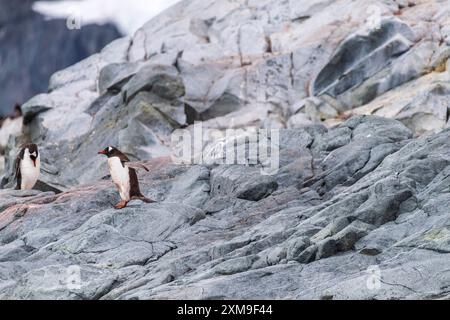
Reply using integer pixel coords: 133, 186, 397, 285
115, 201, 129, 209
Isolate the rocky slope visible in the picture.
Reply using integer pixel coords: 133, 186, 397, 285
1, 0, 450, 299
0, 0, 120, 117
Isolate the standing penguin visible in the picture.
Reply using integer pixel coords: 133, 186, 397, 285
98, 146, 155, 209
14, 143, 40, 190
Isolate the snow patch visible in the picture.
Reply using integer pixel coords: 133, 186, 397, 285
33, 0, 180, 35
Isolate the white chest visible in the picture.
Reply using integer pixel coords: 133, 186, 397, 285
108, 157, 130, 201
20, 153, 40, 190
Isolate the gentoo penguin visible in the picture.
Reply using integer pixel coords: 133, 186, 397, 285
98, 146, 155, 209
14, 143, 40, 190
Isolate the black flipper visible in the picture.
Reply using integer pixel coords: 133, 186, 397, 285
14, 157, 22, 190
127, 163, 150, 172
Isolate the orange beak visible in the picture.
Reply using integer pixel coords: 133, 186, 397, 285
98, 150, 107, 155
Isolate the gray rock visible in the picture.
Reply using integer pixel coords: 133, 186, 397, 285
1, 115, 450, 300
333, 221, 373, 252
313, 18, 415, 99
98, 62, 141, 94
337, 39, 438, 109
294, 245, 318, 264
286, 236, 311, 261
315, 238, 337, 260
287, 113, 314, 128
214, 256, 258, 275
123, 64, 185, 103
355, 176, 414, 227
210, 165, 278, 201
21, 94, 53, 124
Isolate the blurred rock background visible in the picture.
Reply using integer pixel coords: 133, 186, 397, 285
0, 0, 178, 171
0, 0, 120, 117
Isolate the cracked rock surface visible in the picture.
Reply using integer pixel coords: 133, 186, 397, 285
1, 116, 450, 299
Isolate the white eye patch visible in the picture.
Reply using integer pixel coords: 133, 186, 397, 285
108, 147, 113, 152
30, 151, 37, 157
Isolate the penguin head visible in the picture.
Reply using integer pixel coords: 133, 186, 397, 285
98, 146, 120, 158
23, 143, 39, 163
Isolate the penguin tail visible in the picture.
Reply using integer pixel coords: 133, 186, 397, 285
128, 163, 150, 172
141, 197, 156, 203
132, 195, 156, 203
